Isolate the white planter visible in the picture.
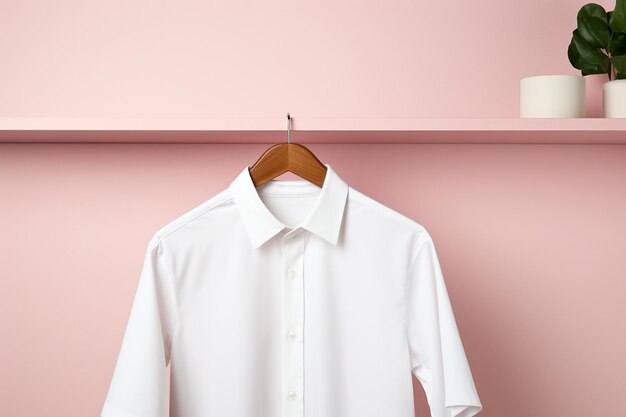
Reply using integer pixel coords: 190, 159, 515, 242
520, 75, 586, 118
603, 79, 626, 118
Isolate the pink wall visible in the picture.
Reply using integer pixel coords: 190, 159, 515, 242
1, 144, 625, 417
0, 0, 615, 118
2, 1, 626, 416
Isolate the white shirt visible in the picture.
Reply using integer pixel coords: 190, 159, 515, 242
100, 163, 482, 417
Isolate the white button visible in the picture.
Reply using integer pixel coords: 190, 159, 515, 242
288, 390, 297, 400
288, 331, 297, 340
288, 269, 296, 279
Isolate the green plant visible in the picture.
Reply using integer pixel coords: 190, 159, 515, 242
568, 0, 626, 80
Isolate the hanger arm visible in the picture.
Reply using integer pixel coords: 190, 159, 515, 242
248, 113, 327, 188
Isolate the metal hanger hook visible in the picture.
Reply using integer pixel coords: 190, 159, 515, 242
286, 113, 292, 144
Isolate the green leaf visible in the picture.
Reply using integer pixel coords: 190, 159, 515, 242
610, 0, 626, 32
568, 29, 611, 75
568, 37, 586, 73
577, 3, 610, 48
612, 54, 626, 78
609, 32, 626, 55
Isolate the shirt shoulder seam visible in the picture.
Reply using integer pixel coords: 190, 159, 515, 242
403, 230, 432, 345
153, 192, 234, 245
155, 235, 179, 364
408, 233, 433, 275
348, 186, 424, 231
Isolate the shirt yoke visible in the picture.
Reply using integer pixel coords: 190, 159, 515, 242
150, 185, 434, 251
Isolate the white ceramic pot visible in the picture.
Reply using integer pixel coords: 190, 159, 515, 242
520, 75, 586, 118
603, 79, 626, 118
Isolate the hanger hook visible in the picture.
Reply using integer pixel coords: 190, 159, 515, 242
286, 113, 292, 144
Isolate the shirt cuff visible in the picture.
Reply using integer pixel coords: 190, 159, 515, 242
448, 404, 483, 417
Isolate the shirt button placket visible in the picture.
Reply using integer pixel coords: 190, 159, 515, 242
282, 231, 305, 417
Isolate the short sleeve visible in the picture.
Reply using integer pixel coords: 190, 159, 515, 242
101, 234, 177, 417
407, 231, 483, 417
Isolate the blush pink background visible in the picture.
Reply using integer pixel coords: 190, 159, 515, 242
2, 1, 626, 417
0, 0, 617, 118
1, 144, 625, 417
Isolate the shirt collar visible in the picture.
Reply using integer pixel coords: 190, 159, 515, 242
229, 163, 349, 249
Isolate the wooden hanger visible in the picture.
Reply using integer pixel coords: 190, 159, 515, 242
248, 113, 328, 188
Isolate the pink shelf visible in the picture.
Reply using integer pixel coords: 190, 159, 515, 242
1, 117, 625, 144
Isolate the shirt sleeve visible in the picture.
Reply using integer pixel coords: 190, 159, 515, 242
100, 233, 177, 417
407, 231, 483, 417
